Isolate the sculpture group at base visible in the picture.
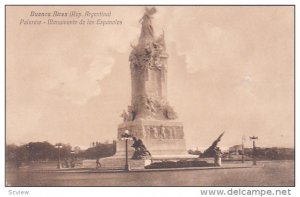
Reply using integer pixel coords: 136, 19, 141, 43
200, 132, 225, 158
131, 137, 151, 160
199, 132, 225, 167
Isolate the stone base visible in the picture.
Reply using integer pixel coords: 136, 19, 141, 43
99, 156, 151, 170
151, 154, 199, 161
196, 157, 215, 164
97, 119, 191, 170
116, 119, 187, 156
83, 156, 214, 170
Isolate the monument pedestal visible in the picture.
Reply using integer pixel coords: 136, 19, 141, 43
99, 119, 197, 169
117, 119, 187, 155
97, 9, 199, 170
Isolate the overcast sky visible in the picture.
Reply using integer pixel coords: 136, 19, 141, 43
6, 6, 294, 149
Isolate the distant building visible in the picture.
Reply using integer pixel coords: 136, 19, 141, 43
229, 145, 243, 155
72, 146, 81, 154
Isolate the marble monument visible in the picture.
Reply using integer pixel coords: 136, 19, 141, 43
99, 8, 195, 169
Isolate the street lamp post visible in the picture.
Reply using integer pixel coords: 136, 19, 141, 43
242, 135, 246, 163
70, 151, 75, 168
125, 138, 129, 170
55, 144, 63, 169
250, 136, 258, 165
121, 130, 133, 171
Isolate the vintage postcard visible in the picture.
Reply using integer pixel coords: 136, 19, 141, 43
5, 5, 294, 188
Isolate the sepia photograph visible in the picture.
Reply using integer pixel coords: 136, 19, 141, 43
5, 5, 294, 187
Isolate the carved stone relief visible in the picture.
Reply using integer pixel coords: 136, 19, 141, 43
143, 125, 184, 139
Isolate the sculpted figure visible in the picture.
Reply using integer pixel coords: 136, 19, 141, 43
160, 126, 166, 139
120, 110, 129, 122
200, 132, 225, 158
165, 127, 173, 139
139, 7, 157, 40
131, 137, 151, 160
127, 106, 133, 121
172, 130, 176, 139
150, 127, 159, 139
146, 97, 156, 113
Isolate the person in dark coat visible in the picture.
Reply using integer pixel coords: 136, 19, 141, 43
96, 158, 101, 169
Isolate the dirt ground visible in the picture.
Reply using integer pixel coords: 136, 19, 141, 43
6, 160, 294, 186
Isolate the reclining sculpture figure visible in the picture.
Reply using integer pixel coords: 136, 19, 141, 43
200, 132, 225, 158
